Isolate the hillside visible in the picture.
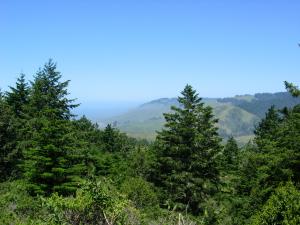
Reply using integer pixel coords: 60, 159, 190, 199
219, 92, 300, 117
103, 92, 300, 143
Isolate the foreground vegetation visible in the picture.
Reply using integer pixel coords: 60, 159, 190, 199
1, 60, 300, 224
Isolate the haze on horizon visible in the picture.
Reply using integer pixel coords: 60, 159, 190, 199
1, 0, 300, 103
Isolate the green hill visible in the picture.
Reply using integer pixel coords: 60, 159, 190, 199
103, 98, 257, 143
103, 92, 300, 144
219, 92, 300, 117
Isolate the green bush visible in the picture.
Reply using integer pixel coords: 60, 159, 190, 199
251, 182, 300, 225
42, 178, 141, 225
0, 180, 45, 225
120, 177, 159, 209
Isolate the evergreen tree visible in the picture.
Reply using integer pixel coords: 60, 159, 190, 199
6, 73, 30, 118
3, 74, 31, 179
234, 109, 286, 222
223, 137, 239, 170
72, 116, 104, 177
102, 124, 118, 152
275, 105, 300, 183
0, 91, 17, 180
153, 84, 222, 215
72, 116, 102, 148
254, 105, 281, 148
101, 124, 136, 153
27, 59, 78, 120
234, 84, 300, 223
22, 60, 85, 195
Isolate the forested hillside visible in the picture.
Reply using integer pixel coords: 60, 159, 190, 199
1, 61, 300, 224
105, 92, 300, 143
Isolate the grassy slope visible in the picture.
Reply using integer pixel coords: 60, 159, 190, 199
105, 98, 260, 143
103, 92, 300, 144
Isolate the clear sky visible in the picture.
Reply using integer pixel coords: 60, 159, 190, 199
1, 0, 300, 103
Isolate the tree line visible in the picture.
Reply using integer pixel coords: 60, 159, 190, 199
0, 60, 300, 224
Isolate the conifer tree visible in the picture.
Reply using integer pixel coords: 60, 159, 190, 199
223, 137, 239, 170
0, 91, 17, 180
153, 84, 222, 215
101, 124, 135, 153
254, 105, 281, 148
22, 60, 85, 195
3, 74, 31, 178
275, 105, 300, 183
235, 83, 300, 221
102, 124, 117, 152
6, 73, 30, 118
27, 60, 78, 119
72, 116, 102, 148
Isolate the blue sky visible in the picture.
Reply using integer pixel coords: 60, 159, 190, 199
1, 0, 300, 103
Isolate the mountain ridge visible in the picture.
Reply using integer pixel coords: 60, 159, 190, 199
102, 92, 300, 144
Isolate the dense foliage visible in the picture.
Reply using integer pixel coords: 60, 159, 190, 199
1, 60, 300, 224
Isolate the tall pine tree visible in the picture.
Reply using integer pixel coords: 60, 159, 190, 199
153, 84, 222, 215
3, 74, 31, 178
22, 60, 85, 195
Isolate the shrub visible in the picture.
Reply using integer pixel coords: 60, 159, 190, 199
120, 177, 159, 209
42, 178, 141, 225
251, 182, 300, 225
0, 180, 45, 224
